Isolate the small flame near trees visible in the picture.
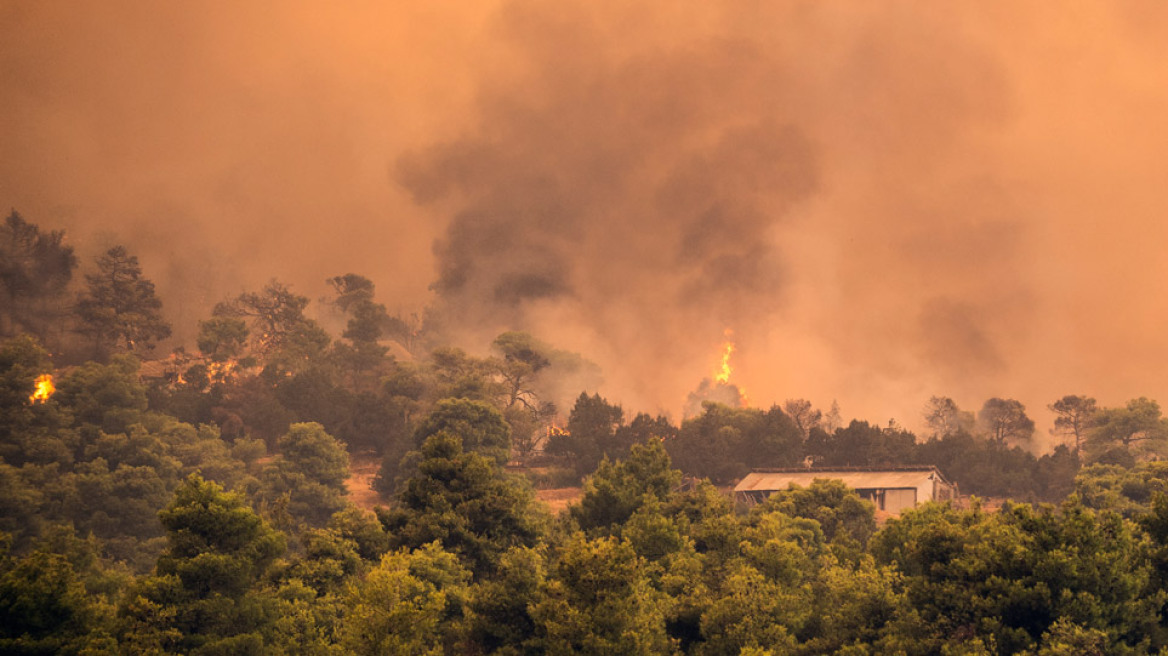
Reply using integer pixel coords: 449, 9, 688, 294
29, 374, 54, 403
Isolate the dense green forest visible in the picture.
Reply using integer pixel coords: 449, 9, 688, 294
7, 210, 1168, 654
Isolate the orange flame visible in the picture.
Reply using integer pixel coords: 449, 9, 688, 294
712, 331, 749, 406
714, 339, 735, 384
29, 374, 54, 404
207, 360, 238, 383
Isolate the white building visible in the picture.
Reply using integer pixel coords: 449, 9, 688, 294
733, 466, 957, 515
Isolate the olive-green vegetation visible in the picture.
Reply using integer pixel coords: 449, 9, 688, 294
76, 246, 172, 360
9, 212, 1168, 652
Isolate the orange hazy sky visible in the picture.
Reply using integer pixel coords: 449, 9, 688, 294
3, 1, 1168, 444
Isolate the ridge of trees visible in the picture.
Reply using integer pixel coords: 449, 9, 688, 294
8, 210, 1168, 652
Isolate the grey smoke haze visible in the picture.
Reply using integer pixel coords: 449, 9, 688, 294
4, 1, 1168, 442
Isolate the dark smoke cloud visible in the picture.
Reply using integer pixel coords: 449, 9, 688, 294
5, 1, 1168, 441
401, 118, 816, 330
397, 0, 1023, 416
398, 2, 822, 413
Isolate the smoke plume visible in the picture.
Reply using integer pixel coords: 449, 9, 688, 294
5, 1, 1168, 441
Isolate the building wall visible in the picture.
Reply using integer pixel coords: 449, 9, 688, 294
884, 488, 918, 513
733, 469, 956, 514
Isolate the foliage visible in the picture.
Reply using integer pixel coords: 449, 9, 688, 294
0, 335, 271, 570
154, 475, 285, 595
806, 419, 917, 468
0, 537, 115, 654
341, 544, 469, 655
1049, 395, 1097, 456
213, 280, 331, 375
466, 545, 546, 653
1074, 461, 1168, 518
530, 533, 670, 655
977, 397, 1036, 445
54, 354, 148, 438
491, 330, 550, 410
668, 402, 802, 483
547, 392, 627, 477
755, 478, 877, 554
571, 438, 681, 533
379, 432, 547, 576
377, 396, 514, 496
12, 221, 1168, 652
1087, 397, 1168, 462
327, 273, 406, 392
7, 335, 1168, 654
0, 335, 66, 466
196, 317, 250, 364
258, 422, 351, 530
326, 507, 390, 562
429, 346, 501, 404
871, 500, 1161, 654
696, 511, 828, 655
413, 397, 512, 463
0, 211, 77, 345
75, 245, 171, 359
915, 429, 1065, 500
121, 474, 285, 653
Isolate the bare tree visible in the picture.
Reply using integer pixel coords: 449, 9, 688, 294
822, 400, 843, 433
923, 396, 974, 438
783, 399, 821, 440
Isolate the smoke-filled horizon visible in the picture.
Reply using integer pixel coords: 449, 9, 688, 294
4, 1, 1168, 444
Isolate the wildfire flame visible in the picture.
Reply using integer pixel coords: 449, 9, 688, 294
714, 330, 749, 406
684, 332, 750, 417
714, 340, 735, 384
207, 360, 238, 383
29, 374, 54, 404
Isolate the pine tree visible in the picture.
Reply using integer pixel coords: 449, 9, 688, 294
76, 246, 171, 359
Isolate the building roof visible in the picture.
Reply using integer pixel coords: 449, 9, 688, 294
733, 466, 950, 493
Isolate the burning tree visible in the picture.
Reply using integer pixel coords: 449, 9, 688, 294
683, 334, 747, 417
0, 335, 56, 451
212, 280, 329, 375
551, 392, 626, 476
27, 374, 53, 404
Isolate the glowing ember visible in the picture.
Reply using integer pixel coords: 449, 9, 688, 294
29, 374, 54, 404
